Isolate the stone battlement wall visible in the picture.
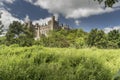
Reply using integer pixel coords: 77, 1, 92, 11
25, 16, 70, 40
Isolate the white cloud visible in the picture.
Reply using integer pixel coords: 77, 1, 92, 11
0, 9, 23, 29
75, 20, 80, 26
0, 0, 15, 12
32, 15, 59, 25
113, 1, 120, 8
1, 0, 15, 4
66, 8, 114, 19
0, 0, 15, 9
53, 14, 59, 21
0, 9, 57, 30
24, 0, 120, 19
0, 2, 4, 6
104, 26, 120, 33
33, 17, 52, 25
0, 0, 21, 33
104, 27, 112, 33
24, 15, 30, 23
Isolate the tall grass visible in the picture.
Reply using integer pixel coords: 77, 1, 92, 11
0, 45, 120, 80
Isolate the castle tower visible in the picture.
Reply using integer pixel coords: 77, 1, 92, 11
48, 16, 59, 30
34, 23, 40, 40
52, 16, 55, 21
27, 21, 32, 28
50, 16, 55, 30
24, 15, 33, 28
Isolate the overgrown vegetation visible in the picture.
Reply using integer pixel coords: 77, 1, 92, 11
5, 21, 34, 46
0, 21, 120, 49
0, 45, 120, 80
35, 29, 88, 48
35, 28, 120, 49
0, 1, 120, 80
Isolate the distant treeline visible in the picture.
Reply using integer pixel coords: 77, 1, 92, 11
0, 21, 120, 49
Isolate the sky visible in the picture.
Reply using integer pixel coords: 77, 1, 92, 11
0, 0, 120, 33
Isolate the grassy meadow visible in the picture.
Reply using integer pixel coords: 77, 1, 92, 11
0, 45, 120, 80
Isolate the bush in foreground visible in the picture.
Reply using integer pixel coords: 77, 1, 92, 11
0, 46, 120, 80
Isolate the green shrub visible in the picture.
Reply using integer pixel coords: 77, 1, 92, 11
0, 46, 120, 80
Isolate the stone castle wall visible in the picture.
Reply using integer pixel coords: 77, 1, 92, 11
25, 16, 70, 40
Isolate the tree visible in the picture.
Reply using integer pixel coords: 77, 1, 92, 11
107, 30, 120, 48
94, 30, 107, 48
41, 30, 70, 48
108, 30, 119, 41
95, 0, 118, 7
87, 29, 98, 47
6, 21, 34, 46
6, 21, 23, 45
87, 29, 107, 48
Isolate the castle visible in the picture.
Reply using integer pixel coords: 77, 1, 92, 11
25, 16, 70, 40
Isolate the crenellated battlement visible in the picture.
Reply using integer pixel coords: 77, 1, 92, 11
25, 16, 70, 40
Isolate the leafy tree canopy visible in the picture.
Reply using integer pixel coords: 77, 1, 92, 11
6, 21, 34, 46
87, 28, 107, 48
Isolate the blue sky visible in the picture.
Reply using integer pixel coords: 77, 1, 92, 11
0, 0, 120, 32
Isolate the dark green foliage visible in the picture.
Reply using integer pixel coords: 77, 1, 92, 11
6, 21, 34, 46
34, 28, 120, 49
2, 20, 120, 49
108, 30, 120, 41
107, 30, 120, 48
87, 29, 98, 47
0, 36, 6, 45
35, 29, 87, 48
6, 21, 22, 45
87, 29, 107, 48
